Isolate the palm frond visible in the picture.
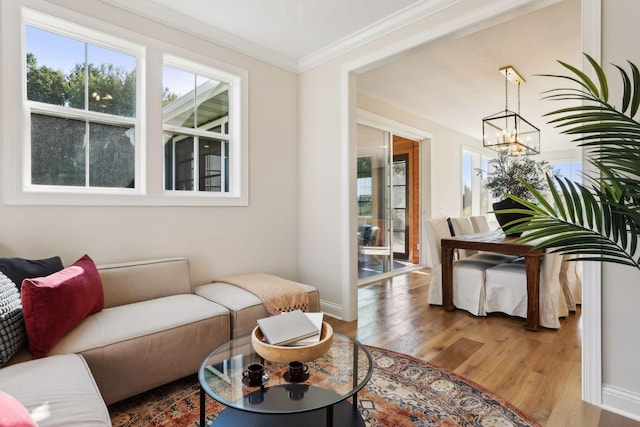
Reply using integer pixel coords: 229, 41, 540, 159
508, 53, 640, 272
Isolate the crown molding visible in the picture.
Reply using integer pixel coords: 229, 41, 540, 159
297, 0, 461, 72
99, 0, 299, 72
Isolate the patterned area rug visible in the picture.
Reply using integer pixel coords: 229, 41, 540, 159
109, 346, 540, 427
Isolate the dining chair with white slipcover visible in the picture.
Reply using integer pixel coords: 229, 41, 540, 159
470, 215, 491, 233
484, 250, 569, 328
426, 218, 497, 316
449, 217, 520, 264
559, 255, 583, 311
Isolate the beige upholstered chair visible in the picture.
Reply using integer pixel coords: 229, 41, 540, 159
425, 218, 497, 316
470, 215, 491, 233
484, 250, 569, 328
449, 217, 519, 264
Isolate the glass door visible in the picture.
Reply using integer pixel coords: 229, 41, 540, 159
392, 154, 409, 260
357, 124, 392, 279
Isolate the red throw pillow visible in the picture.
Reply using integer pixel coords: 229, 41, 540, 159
22, 254, 104, 358
0, 391, 37, 427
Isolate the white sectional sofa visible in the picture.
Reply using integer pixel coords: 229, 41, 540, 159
0, 257, 320, 427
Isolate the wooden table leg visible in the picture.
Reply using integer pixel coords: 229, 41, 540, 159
524, 254, 541, 331
441, 246, 455, 311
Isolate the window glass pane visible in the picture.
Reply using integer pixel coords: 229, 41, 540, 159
31, 114, 85, 186
393, 209, 405, 234
163, 66, 229, 134
87, 45, 136, 117
480, 156, 490, 213
554, 161, 582, 184
196, 79, 229, 134
392, 160, 406, 186
89, 123, 135, 188
163, 66, 195, 127
26, 26, 136, 117
461, 151, 472, 216
164, 133, 195, 191
199, 138, 226, 192
392, 185, 406, 209
26, 26, 83, 107
357, 157, 373, 217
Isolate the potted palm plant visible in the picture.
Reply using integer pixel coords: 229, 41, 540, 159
507, 54, 640, 271
476, 150, 552, 236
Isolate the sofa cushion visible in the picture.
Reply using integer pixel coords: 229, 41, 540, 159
97, 257, 192, 308
0, 391, 37, 427
22, 255, 104, 358
0, 256, 63, 291
195, 281, 321, 337
0, 273, 27, 367
0, 354, 110, 427
49, 293, 228, 354
48, 294, 230, 404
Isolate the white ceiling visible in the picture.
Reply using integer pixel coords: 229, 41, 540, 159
101, 0, 582, 152
357, 0, 582, 152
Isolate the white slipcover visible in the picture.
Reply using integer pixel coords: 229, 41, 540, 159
426, 218, 496, 316
485, 250, 569, 329
449, 217, 519, 264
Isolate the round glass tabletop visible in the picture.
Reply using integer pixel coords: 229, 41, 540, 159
198, 331, 373, 415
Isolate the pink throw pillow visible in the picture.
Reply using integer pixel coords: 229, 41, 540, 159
22, 254, 104, 358
0, 391, 37, 427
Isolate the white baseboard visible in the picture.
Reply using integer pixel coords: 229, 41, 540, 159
319, 299, 343, 320
602, 384, 640, 422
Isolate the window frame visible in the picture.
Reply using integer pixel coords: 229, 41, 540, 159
22, 8, 145, 196
162, 54, 242, 199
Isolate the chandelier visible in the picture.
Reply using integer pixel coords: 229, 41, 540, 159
482, 66, 540, 155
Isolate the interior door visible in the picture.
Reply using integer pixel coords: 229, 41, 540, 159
356, 124, 392, 278
392, 136, 420, 264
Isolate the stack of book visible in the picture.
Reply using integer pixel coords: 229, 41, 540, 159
257, 310, 324, 346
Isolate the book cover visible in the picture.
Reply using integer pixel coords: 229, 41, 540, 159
288, 312, 324, 346
257, 310, 319, 345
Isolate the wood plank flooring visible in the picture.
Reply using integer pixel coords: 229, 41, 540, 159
326, 268, 640, 427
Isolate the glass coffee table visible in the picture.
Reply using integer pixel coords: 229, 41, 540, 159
199, 331, 373, 427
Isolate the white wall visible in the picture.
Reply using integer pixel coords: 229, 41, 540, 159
600, 0, 640, 417
0, 0, 300, 287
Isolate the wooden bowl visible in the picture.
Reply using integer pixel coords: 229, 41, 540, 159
251, 321, 334, 363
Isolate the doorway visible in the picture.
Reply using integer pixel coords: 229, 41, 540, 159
356, 124, 420, 282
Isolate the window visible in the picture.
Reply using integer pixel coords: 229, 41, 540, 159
461, 148, 493, 216
552, 160, 582, 184
461, 150, 473, 216
162, 56, 244, 194
24, 12, 141, 192
162, 60, 233, 193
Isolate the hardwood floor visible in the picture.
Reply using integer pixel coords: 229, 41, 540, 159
326, 268, 640, 427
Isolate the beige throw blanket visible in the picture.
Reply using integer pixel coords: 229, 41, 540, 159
218, 273, 309, 315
